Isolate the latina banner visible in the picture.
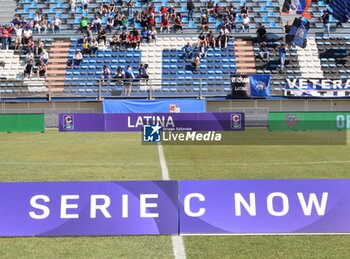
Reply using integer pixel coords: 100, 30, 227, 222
59, 113, 245, 132
179, 180, 350, 234
0, 181, 178, 236
268, 112, 350, 131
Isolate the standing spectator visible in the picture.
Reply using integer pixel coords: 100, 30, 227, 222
23, 60, 33, 78
259, 42, 269, 61
93, 15, 102, 33
82, 0, 89, 11
127, 0, 134, 17
182, 42, 193, 59
141, 27, 150, 43
149, 26, 157, 42
52, 16, 61, 34
80, 16, 89, 33
187, 0, 195, 21
90, 38, 99, 54
279, 43, 287, 72
37, 61, 47, 77
201, 14, 209, 32
256, 25, 267, 43
241, 14, 250, 32
174, 15, 183, 33
70, 0, 76, 12
23, 27, 33, 44
139, 63, 149, 83
13, 24, 23, 50
73, 49, 83, 66
101, 65, 111, 82
124, 65, 135, 96
160, 16, 170, 33
40, 49, 49, 65
114, 66, 125, 84
1, 26, 13, 50
322, 10, 330, 38
97, 27, 107, 46
284, 21, 291, 42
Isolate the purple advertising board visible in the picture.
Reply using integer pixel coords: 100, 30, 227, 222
179, 180, 350, 234
58, 113, 245, 132
0, 181, 178, 236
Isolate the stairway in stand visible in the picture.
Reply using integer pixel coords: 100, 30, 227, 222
234, 40, 256, 75
45, 39, 70, 95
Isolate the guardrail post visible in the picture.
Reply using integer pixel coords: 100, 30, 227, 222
98, 79, 102, 101
199, 78, 203, 99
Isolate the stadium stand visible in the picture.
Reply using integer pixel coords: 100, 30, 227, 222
0, 0, 349, 98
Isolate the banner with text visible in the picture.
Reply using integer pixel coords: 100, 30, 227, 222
0, 181, 178, 236
59, 113, 245, 132
179, 180, 350, 234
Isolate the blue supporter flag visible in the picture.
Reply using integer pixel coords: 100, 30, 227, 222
282, 0, 311, 19
286, 17, 309, 48
250, 75, 270, 97
329, 0, 350, 23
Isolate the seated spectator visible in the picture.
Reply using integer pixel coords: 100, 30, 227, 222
127, 0, 134, 17
256, 25, 267, 43
82, 0, 89, 11
198, 43, 208, 59
82, 39, 90, 55
168, 6, 176, 20
13, 24, 24, 50
149, 26, 157, 42
113, 12, 122, 31
191, 54, 201, 72
124, 65, 135, 96
201, 14, 209, 32
132, 28, 141, 48
52, 16, 61, 34
138, 63, 149, 83
23, 27, 33, 45
197, 32, 207, 48
26, 50, 34, 63
140, 9, 149, 28
39, 49, 49, 65
228, 13, 237, 32
109, 0, 116, 13
174, 15, 183, 33
240, 3, 248, 17
70, 0, 76, 12
159, 6, 168, 19
80, 16, 89, 34
90, 38, 99, 54
148, 13, 156, 29
241, 14, 250, 32
206, 30, 216, 48
109, 34, 120, 51
101, 65, 111, 82
119, 30, 128, 49
227, 2, 235, 15
27, 38, 35, 53
34, 38, 44, 56
221, 15, 230, 29
213, 4, 223, 19
114, 66, 125, 84
23, 60, 33, 78
73, 49, 83, 66
120, 15, 128, 31
97, 27, 107, 45
217, 27, 229, 49
206, 0, 215, 16
259, 42, 269, 61
34, 11, 41, 26
160, 16, 170, 33
141, 27, 150, 43
106, 16, 113, 33
85, 25, 93, 43
93, 15, 102, 33
182, 42, 193, 59
37, 61, 47, 77
99, 2, 109, 16
38, 16, 48, 34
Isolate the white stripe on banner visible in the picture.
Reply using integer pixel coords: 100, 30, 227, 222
157, 143, 186, 259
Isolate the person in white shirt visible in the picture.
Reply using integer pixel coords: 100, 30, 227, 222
92, 15, 102, 33
23, 27, 32, 44
40, 49, 49, 65
25, 50, 34, 63
73, 49, 83, 66
82, 0, 89, 11
13, 24, 23, 50
242, 14, 250, 32
70, 0, 76, 12
52, 16, 61, 34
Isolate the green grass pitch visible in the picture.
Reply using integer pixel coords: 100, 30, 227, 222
0, 130, 349, 258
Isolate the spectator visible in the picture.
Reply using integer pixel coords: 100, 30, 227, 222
149, 26, 157, 42
227, 2, 235, 15
37, 61, 47, 77
39, 49, 49, 65
159, 6, 168, 19
259, 42, 269, 61
168, 6, 176, 20
93, 15, 102, 33
221, 15, 230, 29
140, 9, 149, 28
109, 0, 116, 13
26, 50, 34, 63
191, 54, 201, 72
82, 0, 89, 11
206, 0, 215, 16
228, 13, 237, 32
1, 26, 13, 50
82, 38, 90, 54
52, 16, 61, 34
110, 34, 120, 51
97, 27, 107, 45
241, 14, 250, 32
213, 4, 223, 19
101, 65, 111, 82
148, 13, 156, 29
279, 43, 287, 72
133, 28, 142, 48
119, 30, 128, 50
73, 49, 83, 66
105, 16, 113, 33
141, 27, 150, 43
201, 14, 209, 32
127, 0, 134, 17
80, 16, 89, 33
198, 43, 208, 59
187, 0, 195, 21
13, 24, 24, 50
182, 42, 193, 59
197, 32, 207, 48
33, 11, 41, 30
23, 27, 33, 44
160, 16, 170, 33
240, 3, 248, 17
256, 25, 267, 43
124, 65, 135, 96
90, 38, 99, 54
218, 27, 229, 49
27, 38, 35, 53
34, 38, 43, 55
23, 60, 33, 78
322, 10, 330, 38
120, 15, 128, 31
114, 66, 125, 84
99, 2, 109, 16
138, 63, 149, 83
174, 15, 183, 33
38, 16, 48, 34
206, 30, 216, 48
70, 0, 76, 12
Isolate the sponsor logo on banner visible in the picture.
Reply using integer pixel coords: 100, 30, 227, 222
143, 124, 162, 142
231, 114, 242, 129
285, 114, 299, 128
63, 115, 74, 130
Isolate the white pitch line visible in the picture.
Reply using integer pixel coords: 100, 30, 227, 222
157, 143, 186, 259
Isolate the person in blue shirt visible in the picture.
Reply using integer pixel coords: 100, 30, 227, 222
182, 42, 193, 60
279, 42, 287, 72
124, 65, 135, 96
141, 27, 150, 43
